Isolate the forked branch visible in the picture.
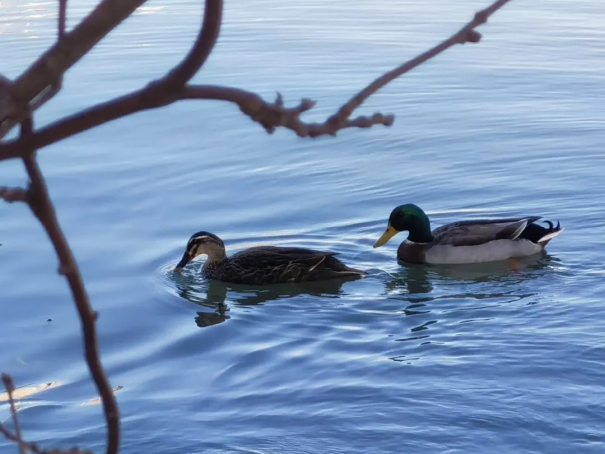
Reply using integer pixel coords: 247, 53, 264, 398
1, 1, 223, 453
1, 1, 515, 453
0, 0, 149, 139
0, 186, 28, 202
0, 0, 512, 161
21, 118, 120, 454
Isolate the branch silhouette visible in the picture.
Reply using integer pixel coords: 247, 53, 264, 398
0, 0, 514, 452
0, 0, 512, 160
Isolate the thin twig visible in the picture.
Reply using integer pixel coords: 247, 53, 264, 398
0, 0, 513, 159
160, 0, 222, 90
0, 424, 41, 454
0, 406, 91, 454
0, 186, 28, 202
12, 0, 146, 100
1, 374, 25, 454
0, 1, 517, 453
0, 0, 149, 139
327, 0, 513, 129
58, 0, 67, 40
183, 85, 395, 136
19, 118, 120, 454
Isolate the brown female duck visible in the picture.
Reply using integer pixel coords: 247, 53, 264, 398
175, 231, 365, 284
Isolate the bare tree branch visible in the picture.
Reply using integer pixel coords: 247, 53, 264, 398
0, 3, 224, 452
0, 1, 517, 453
0, 422, 39, 454
0, 0, 149, 138
17, 0, 70, 143
1, 374, 25, 454
183, 85, 395, 136
12, 0, 145, 101
0, 0, 513, 160
18, 118, 120, 454
326, 0, 512, 129
58, 0, 67, 40
161, 0, 223, 90
0, 186, 28, 202
0, 0, 222, 139
0, 374, 92, 454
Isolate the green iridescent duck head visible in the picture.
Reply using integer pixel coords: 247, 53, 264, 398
374, 204, 433, 247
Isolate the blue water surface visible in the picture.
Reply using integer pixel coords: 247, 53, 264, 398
1, 1, 605, 453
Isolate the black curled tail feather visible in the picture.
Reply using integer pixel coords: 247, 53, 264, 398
519, 219, 562, 244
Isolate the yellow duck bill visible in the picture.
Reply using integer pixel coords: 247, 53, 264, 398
373, 225, 398, 248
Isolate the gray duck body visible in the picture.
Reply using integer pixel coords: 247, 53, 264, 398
373, 205, 563, 266
397, 216, 562, 265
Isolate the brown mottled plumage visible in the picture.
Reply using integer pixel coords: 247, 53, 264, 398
175, 231, 365, 285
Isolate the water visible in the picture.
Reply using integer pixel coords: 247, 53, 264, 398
1, 0, 604, 453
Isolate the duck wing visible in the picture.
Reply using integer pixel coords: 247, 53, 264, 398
230, 246, 334, 266
432, 217, 540, 247
225, 246, 364, 284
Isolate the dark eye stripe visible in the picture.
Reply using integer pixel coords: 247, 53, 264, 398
189, 235, 211, 247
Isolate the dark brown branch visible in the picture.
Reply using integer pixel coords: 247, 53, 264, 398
58, 0, 67, 40
0, 375, 93, 454
183, 85, 395, 136
0, 421, 39, 454
0, 0, 222, 139
23, 0, 70, 141
0, 0, 224, 160
0, 186, 28, 202
0, 424, 26, 452
18, 119, 120, 454
327, 0, 512, 130
12, 0, 146, 101
0, 425, 37, 454
161, 0, 223, 90
0, 0, 512, 160
0, 0, 148, 138
188, 0, 512, 135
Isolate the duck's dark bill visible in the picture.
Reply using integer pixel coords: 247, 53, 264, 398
374, 225, 398, 248
175, 253, 191, 271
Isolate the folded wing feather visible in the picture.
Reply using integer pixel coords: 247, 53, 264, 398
432, 217, 540, 247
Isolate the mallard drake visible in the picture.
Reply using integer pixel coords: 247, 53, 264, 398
175, 231, 366, 285
373, 204, 563, 265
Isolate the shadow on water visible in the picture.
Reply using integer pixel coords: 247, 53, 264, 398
386, 252, 558, 297
168, 265, 362, 328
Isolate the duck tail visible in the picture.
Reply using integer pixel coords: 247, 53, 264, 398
519, 219, 563, 246
537, 220, 564, 246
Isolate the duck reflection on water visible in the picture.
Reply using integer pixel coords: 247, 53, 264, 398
173, 271, 362, 328
383, 253, 559, 362
172, 252, 558, 329
386, 252, 557, 296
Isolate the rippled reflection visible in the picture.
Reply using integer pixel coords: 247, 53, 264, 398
382, 254, 560, 359
171, 265, 362, 328
386, 252, 556, 296
1, 0, 603, 450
